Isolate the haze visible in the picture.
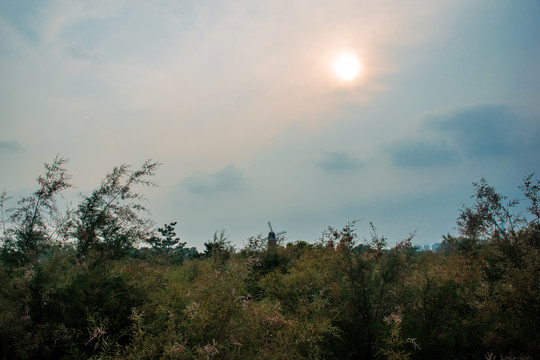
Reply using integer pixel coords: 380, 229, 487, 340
1, 0, 539, 249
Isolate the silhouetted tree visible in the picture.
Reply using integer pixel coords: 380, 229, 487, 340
204, 229, 233, 264
147, 221, 187, 257
457, 178, 525, 241
520, 173, 540, 227
1, 156, 71, 263
75, 160, 160, 258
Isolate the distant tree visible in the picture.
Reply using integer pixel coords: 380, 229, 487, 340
1, 156, 71, 263
74, 160, 160, 258
204, 229, 233, 262
147, 221, 187, 258
242, 235, 267, 256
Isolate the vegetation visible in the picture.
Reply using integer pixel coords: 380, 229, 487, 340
0, 157, 538, 359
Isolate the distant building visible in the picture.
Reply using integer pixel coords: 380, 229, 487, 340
268, 231, 277, 249
432, 243, 440, 251
423, 244, 431, 251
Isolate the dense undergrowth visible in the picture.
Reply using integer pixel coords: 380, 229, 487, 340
0, 158, 538, 359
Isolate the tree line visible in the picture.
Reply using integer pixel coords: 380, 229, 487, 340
0, 157, 538, 359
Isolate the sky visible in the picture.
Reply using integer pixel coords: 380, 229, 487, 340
1, 0, 539, 250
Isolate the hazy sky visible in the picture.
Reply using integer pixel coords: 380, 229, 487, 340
1, 0, 539, 249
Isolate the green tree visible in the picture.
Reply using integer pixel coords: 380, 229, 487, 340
321, 222, 412, 359
1, 156, 71, 264
457, 177, 530, 241
203, 229, 233, 265
74, 160, 160, 258
147, 222, 187, 259
453, 175, 540, 358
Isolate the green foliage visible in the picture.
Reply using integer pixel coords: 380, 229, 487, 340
1, 160, 538, 359
74, 160, 160, 258
377, 311, 419, 360
203, 229, 233, 265
1, 156, 71, 264
146, 222, 188, 262
519, 173, 540, 227
319, 222, 414, 359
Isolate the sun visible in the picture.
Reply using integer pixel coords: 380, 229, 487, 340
333, 53, 361, 81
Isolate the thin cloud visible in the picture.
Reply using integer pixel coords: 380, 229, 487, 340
182, 164, 248, 195
0, 1, 40, 44
0, 140, 24, 153
383, 139, 459, 168
315, 150, 363, 172
0, 0, 465, 161
64, 45, 98, 61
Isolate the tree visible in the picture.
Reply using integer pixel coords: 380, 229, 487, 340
2, 156, 71, 263
204, 229, 233, 265
455, 175, 540, 242
519, 173, 540, 227
321, 222, 412, 359
74, 160, 160, 257
0, 189, 11, 238
147, 221, 187, 257
455, 175, 540, 357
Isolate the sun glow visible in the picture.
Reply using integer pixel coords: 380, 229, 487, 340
333, 53, 362, 81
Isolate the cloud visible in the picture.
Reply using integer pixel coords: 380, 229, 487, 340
314, 150, 363, 172
182, 164, 248, 195
0, 140, 24, 153
1, 1, 463, 144
383, 139, 459, 168
64, 45, 98, 61
428, 104, 521, 157
383, 104, 540, 168
0, 1, 41, 44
